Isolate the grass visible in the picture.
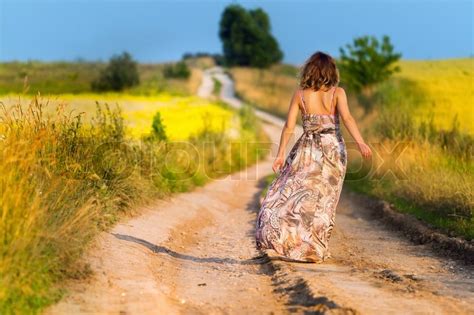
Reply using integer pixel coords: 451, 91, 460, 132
394, 58, 473, 134
345, 166, 473, 240
229, 64, 300, 120
345, 138, 473, 239
0, 93, 268, 314
0, 58, 208, 96
229, 59, 474, 133
212, 77, 222, 96
347, 59, 474, 240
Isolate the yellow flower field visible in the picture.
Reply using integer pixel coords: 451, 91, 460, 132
395, 58, 474, 134
0, 93, 236, 140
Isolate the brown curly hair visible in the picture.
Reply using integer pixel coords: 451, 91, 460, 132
298, 51, 339, 91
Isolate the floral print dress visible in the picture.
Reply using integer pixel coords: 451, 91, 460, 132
255, 87, 347, 262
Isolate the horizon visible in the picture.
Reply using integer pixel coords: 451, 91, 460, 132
1, 0, 472, 65
0, 56, 472, 67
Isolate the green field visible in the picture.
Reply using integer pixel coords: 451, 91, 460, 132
0, 60, 204, 96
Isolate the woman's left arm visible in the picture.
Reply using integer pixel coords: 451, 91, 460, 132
273, 89, 300, 172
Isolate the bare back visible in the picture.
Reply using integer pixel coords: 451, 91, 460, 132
299, 87, 338, 115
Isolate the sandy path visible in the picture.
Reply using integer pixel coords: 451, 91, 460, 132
45, 67, 473, 315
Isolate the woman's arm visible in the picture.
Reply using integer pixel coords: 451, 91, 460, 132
272, 89, 300, 172
335, 87, 372, 159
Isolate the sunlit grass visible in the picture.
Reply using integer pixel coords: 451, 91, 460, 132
395, 58, 474, 134
230, 59, 474, 135
346, 139, 473, 239
230, 64, 298, 119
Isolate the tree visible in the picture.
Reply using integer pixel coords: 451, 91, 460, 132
339, 35, 401, 95
92, 51, 140, 92
219, 4, 283, 68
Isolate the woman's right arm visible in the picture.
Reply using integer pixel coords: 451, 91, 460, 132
336, 87, 372, 159
272, 89, 300, 172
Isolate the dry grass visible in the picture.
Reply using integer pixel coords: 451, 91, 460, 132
346, 138, 473, 239
229, 64, 299, 119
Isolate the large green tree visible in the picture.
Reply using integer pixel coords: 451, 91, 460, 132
219, 5, 283, 68
339, 35, 401, 94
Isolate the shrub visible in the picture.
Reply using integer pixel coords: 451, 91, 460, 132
163, 61, 191, 79
92, 52, 140, 92
150, 111, 167, 141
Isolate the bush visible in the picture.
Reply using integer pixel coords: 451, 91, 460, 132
92, 52, 140, 91
162, 61, 191, 79
150, 111, 167, 141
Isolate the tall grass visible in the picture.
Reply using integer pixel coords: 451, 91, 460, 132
347, 74, 473, 239
229, 64, 300, 119
0, 94, 267, 314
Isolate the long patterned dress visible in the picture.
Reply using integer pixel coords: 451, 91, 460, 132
255, 87, 347, 262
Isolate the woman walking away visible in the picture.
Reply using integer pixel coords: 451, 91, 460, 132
255, 51, 372, 263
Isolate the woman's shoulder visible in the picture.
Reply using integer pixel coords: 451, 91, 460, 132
334, 86, 346, 97
293, 86, 305, 98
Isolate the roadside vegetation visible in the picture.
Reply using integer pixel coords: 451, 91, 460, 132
346, 62, 473, 239
0, 53, 268, 313
229, 64, 300, 119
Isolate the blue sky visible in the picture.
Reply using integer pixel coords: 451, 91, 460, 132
0, 0, 472, 65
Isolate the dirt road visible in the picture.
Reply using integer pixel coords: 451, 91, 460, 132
45, 67, 473, 315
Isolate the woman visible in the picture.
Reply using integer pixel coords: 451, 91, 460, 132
255, 51, 372, 263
